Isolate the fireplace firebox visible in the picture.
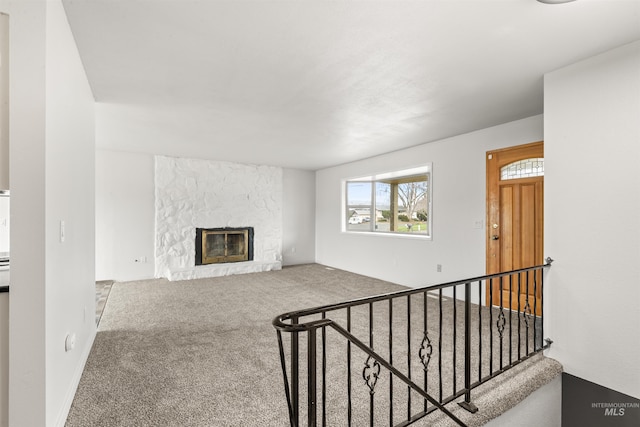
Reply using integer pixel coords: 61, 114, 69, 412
195, 227, 254, 265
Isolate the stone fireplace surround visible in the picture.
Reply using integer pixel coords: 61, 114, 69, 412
155, 156, 283, 281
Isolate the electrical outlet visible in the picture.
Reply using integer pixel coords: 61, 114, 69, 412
437, 264, 442, 272
65, 333, 76, 352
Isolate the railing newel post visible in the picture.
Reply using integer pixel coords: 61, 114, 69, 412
458, 281, 478, 414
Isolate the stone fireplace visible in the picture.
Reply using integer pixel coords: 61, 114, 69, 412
155, 155, 282, 281
195, 227, 254, 265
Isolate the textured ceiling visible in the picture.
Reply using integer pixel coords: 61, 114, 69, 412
63, 0, 640, 170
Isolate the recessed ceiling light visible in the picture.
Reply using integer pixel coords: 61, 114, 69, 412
537, 0, 577, 4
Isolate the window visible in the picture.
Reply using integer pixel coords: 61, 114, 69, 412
500, 158, 544, 180
344, 165, 431, 237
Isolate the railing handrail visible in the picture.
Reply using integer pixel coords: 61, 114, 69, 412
273, 258, 553, 333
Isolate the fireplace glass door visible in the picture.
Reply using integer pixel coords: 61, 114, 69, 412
202, 229, 249, 264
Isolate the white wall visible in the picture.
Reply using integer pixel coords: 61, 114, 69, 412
283, 168, 316, 265
45, 2, 96, 425
315, 115, 543, 288
96, 149, 155, 281
6, 2, 47, 426
545, 41, 640, 398
0, 13, 7, 427
3, 1, 96, 426
0, 12, 8, 190
0, 291, 6, 427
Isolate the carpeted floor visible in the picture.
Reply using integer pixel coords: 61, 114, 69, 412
67, 264, 561, 427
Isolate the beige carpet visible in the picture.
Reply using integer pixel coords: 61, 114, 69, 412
66, 264, 561, 427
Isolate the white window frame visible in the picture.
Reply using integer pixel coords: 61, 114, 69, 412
343, 164, 432, 239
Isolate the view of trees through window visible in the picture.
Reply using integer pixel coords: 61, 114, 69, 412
345, 173, 430, 236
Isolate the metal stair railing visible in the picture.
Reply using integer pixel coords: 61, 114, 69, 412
273, 258, 554, 427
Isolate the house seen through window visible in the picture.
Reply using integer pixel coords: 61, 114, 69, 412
344, 165, 431, 237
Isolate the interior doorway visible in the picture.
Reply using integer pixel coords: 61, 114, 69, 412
486, 141, 544, 314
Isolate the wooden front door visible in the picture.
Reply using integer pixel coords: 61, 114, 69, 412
486, 141, 544, 315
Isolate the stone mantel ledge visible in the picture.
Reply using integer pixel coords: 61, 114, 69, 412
166, 260, 282, 281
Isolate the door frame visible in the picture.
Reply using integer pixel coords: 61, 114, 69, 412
485, 141, 544, 307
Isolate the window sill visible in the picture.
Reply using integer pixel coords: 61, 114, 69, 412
342, 230, 432, 241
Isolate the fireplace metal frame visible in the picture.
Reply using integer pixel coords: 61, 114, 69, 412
195, 227, 254, 265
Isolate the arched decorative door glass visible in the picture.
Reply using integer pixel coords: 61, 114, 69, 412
500, 158, 544, 180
